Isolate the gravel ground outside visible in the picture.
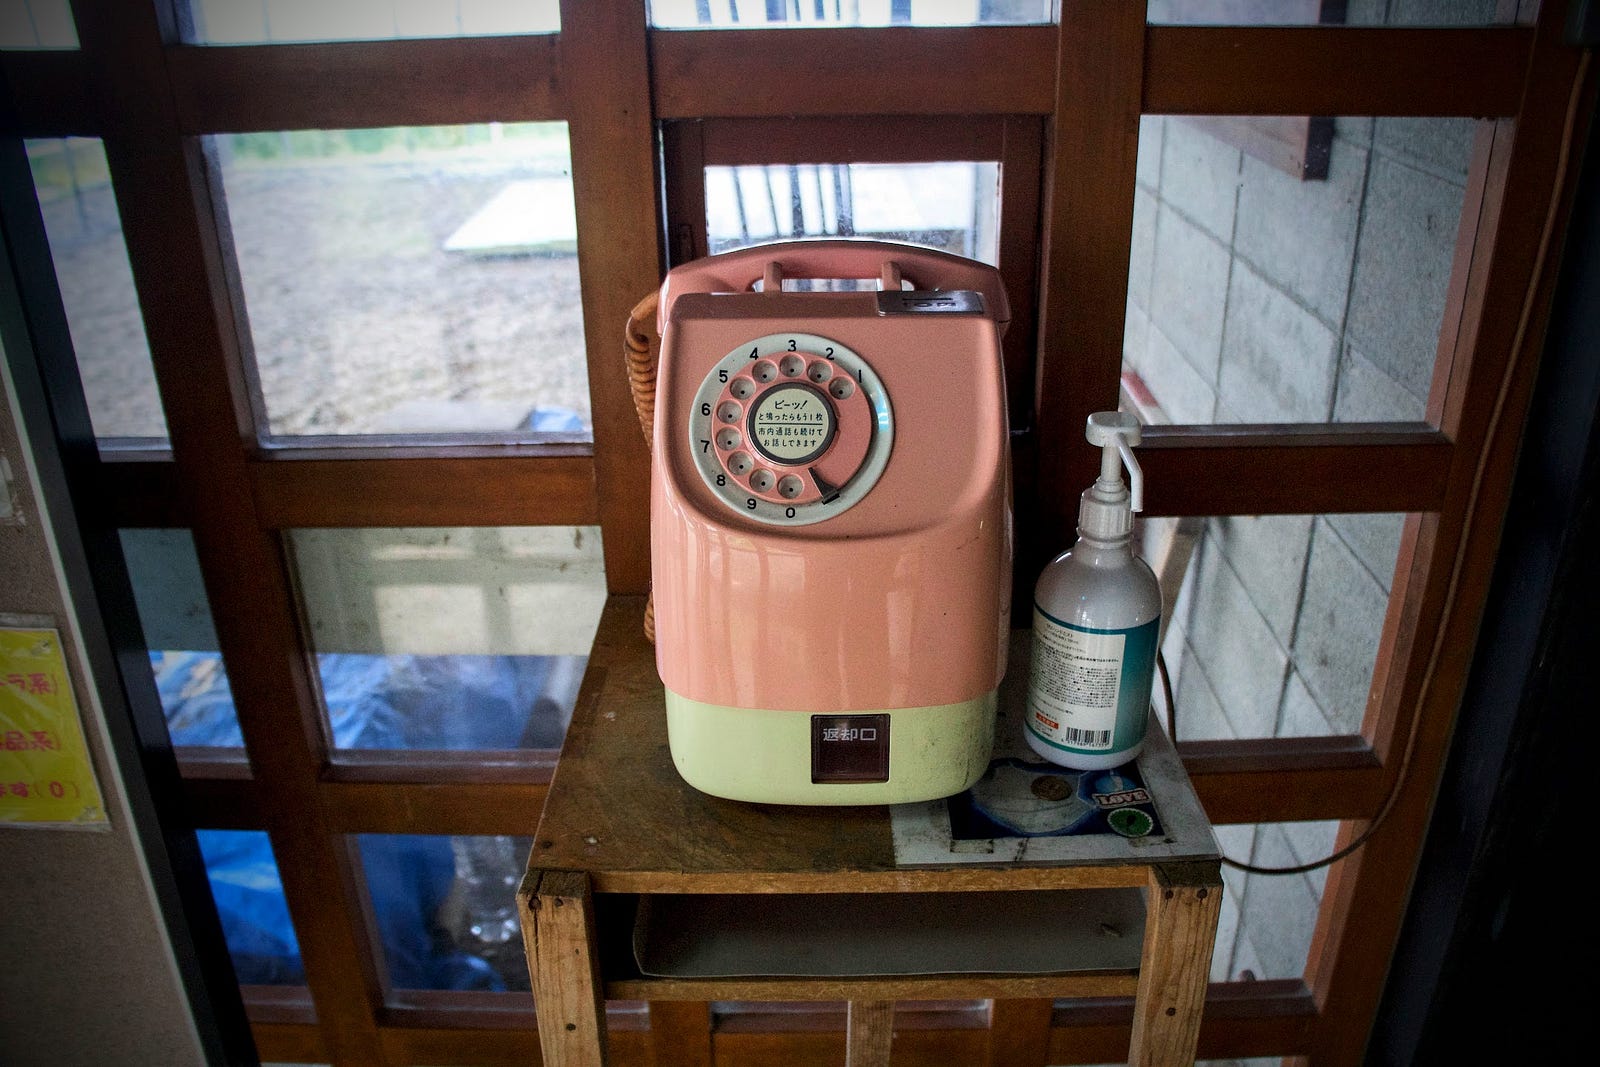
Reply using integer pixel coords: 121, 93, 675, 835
37, 139, 592, 440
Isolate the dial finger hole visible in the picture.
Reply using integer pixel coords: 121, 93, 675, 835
730, 377, 756, 400
777, 475, 804, 499
806, 361, 833, 383
751, 360, 778, 384
828, 377, 855, 400
727, 451, 753, 475
779, 354, 806, 377
750, 469, 776, 493
717, 401, 742, 423
716, 428, 741, 451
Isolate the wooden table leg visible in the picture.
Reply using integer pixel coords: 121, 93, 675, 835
1128, 861, 1223, 1067
846, 1000, 893, 1067
520, 870, 607, 1066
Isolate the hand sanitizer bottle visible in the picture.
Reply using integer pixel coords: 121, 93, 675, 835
1025, 412, 1161, 770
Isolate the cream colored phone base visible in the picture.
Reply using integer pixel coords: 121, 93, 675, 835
664, 691, 996, 805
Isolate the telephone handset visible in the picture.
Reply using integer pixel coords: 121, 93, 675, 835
659, 240, 1007, 531
687, 331, 891, 525
647, 240, 1013, 806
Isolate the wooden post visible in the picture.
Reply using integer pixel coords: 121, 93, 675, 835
1128, 861, 1223, 1067
846, 1000, 894, 1067
559, 0, 664, 595
525, 870, 608, 1067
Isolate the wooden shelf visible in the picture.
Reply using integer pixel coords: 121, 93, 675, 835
591, 887, 1144, 1002
519, 595, 1224, 1065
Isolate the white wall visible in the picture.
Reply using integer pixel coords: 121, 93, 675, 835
0, 337, 203, 1065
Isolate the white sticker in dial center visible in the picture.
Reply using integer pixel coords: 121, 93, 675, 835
749, 384, 835, 464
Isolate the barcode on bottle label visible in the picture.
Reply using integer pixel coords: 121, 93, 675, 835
1027, 608, 1160, 757
1062, 726, 1112, 750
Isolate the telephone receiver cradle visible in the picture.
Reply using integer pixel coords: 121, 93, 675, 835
647, 240, 1013, 806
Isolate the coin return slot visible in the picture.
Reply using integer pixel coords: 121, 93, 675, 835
731, 378, 756, 400
779, 355, 806, 377
752, 360, 778, 384
829, 378, 855, 400
717, 402, 742, 423
777, 475, 804, 499
750, 469, 776, 493
716, 428, 742, 450
728, 451, 753, 475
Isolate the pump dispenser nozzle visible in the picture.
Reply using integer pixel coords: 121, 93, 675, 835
1028, 410, 1161, 769
1079, 411, 1144, 540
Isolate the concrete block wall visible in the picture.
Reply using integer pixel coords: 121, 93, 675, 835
1126, 0, 1494, 984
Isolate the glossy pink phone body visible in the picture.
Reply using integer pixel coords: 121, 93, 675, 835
651, 241, 1013, 713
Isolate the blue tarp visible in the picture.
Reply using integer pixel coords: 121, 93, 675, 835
155, 650, 577, 750
161, 651, 579, 990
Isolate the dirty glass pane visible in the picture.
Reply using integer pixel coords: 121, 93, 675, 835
197, 829, 306, 986
1208, 820, 1340, 983
25, 139, 167, 440
0, 0, 76, 46
1141, 511, 1405, 743
186, 0, 558, 43
120, 529, 245, 750
651, 0, 1053, 29
214, 124, 587, 438
1122, 115, 1475, 426
1147, 0, 1510, 26
357, 833, 531, 992
287, 526, 603, 752
706, 162, 1000, 265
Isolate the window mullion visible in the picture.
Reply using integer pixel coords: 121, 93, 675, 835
69, 0, 390, 1058
559, 0, 663, 595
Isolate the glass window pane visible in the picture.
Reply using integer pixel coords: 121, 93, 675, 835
357, 833, 530, 992
25, 139, 167, 440
1147, 0, 1509, 25
186, 0, 559, 43
288, 526, 604, 752
1145, 512, 1404, 742
652, 0, 1053, 28
0, 0, 77, 47
1124, 115, 1474, 425
120, 529, 245, 750
215, 124, 588, 438
706, 162, 1001, 264
197, 829, 306, 986
1209, 820, 1338, 982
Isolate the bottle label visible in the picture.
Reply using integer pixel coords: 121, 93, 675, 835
1026, 606, 1158, 755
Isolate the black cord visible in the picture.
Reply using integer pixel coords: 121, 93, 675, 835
1156, 644, 1405, 877
1157, 643, 1176, 744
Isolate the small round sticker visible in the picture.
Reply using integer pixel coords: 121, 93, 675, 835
748, 383, 835, 465
1107, 807, 1154, 838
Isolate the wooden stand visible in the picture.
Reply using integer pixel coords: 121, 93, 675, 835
520, 597, 1221, 1066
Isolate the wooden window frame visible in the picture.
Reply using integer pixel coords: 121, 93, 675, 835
1, 0, 1591, 1063
659, 113, 1044, 430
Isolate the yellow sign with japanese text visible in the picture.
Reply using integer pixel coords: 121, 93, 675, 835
0, 626, 108, 827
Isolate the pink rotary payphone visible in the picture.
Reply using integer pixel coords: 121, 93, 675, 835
650, 240, 1012, 805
